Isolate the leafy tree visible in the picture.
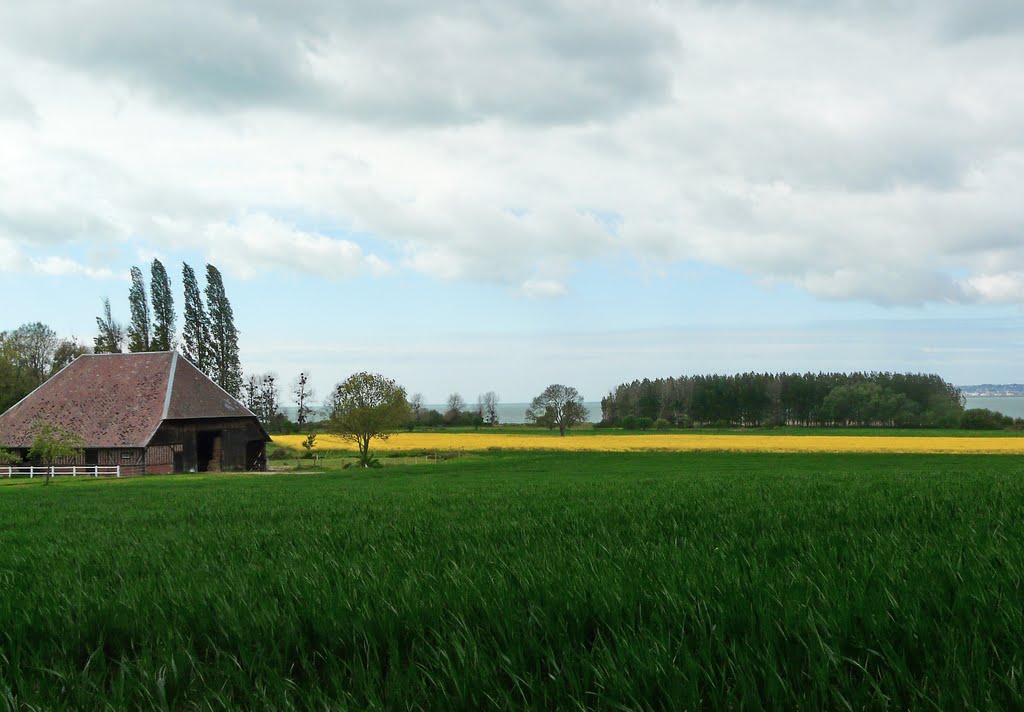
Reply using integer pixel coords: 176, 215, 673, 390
205, 264, 242, 397
126, 266, 151, 352
292, 371, 315, 426
94, 298, 125, 354
0, 342, 27, 412
407, 393, 424, 429
526, 384, 589, 436
181, 263, 211, 372
149, 258, 176, 351
0, 324, 82, 411
0, 447, 19, 464
301, 433, 317, 458
420, 409, 445, 427
327, 372, 409, 467
50, 338, 89, 376
479, 391, 500, 426
28, 421, 85, 485
445, 393, 466, 424
2, 322, 58, 384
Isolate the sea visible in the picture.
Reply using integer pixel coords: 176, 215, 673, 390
283, 397, 1024, 424
964, 396, 1024, 420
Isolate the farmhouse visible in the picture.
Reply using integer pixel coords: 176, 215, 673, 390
0, 352, 268, 474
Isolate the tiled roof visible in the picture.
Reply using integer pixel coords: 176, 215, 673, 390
0, 352, 259, 449
164, 355, 253, 420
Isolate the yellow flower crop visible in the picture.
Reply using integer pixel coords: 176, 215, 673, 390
273, 432, 1024, 455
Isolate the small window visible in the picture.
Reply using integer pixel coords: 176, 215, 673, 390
121, 451, 132, 460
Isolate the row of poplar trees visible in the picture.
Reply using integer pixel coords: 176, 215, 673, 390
94, 261, 243, 398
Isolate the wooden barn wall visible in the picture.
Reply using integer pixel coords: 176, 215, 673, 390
99, 448, 146, 475
25, 448, 147, 474
145, 445, 176, 474
150, 418, 267, 472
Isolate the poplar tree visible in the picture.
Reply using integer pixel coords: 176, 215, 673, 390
181, 263, 210, 373
149, 258, 175, 351
126, 266, 151, 353
205, 264, 242, 398
94, 298, 124, 353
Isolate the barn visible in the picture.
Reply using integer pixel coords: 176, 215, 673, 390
0, 352, 269, 474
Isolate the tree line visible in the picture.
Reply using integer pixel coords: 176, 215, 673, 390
95, 260, 242, 398
404, 391, 501, 429
601, 372, 967, 429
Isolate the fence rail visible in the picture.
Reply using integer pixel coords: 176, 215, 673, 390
1, 465, 121, 479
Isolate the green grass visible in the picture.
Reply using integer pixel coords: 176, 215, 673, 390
2, 452, 1023, 709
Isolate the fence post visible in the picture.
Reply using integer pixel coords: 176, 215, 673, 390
94, 466, 98, 478
116, 465, 121, 478
50, 466, 55, 479
29, 466, 33, 479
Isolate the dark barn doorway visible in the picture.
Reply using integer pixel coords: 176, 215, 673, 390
245, 440, 266, 471
196, 431, 223, 472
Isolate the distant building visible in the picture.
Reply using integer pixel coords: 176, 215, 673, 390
0, 352, 268, 474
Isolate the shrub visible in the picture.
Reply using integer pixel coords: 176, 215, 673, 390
622, 416, 654, 431
960, 408, 1012, 430
654, 418, 671, 431
268, 448, 289, 460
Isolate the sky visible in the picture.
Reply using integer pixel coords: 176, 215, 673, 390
1, 0, 1023, 403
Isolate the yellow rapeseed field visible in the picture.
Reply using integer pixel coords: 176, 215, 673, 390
273, 432, 1024, 454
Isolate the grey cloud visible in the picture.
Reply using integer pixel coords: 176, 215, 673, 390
0, 82, 38, 124
0, 0, 675, 124
0, 209, 121, 246
939, 0, 1024, 41
0, 3, 320, 112
796, 269, 965, 306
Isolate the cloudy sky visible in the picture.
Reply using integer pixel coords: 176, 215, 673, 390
2, 0, 1022, 402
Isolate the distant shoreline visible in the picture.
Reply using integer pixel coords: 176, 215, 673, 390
959, 385, 1024, 397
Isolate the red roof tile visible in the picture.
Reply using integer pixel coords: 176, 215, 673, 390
0, 352, 259, 448
164, 355, 253, 420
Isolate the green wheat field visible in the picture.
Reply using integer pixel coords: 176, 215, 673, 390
2, 452, 1023, 709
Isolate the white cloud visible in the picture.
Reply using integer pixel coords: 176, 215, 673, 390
29, 255, 120, 280
0, 1, 1023, 304
202, 213, 390, 280
519, 279, 568, 299
961, 272, 1024, 303
0, 239, 119, 280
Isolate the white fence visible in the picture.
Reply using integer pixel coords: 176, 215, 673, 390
1, 465, 121, 479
